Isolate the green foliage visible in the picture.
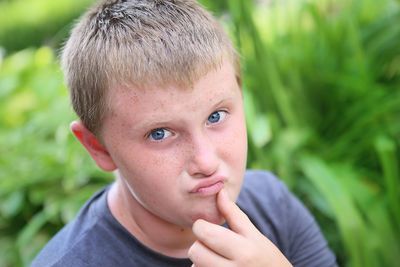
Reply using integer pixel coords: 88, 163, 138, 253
0, 47, 112, 267
0, 0, 97, 54
216, 0, 400, 266
1, 0, 400, 266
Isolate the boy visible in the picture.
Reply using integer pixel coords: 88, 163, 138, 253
31, 0, 337, 266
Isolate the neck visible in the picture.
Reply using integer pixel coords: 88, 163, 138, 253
107, 179, 196, 258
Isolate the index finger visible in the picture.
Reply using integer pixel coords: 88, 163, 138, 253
217, 188, 256, 236
192, 219, 245, 260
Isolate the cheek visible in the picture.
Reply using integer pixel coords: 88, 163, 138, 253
221, 117, 248, 163
118, 145, 185, 190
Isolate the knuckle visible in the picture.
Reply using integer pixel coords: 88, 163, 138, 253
187, 245, 195, 258
195, 223, 216, 242
187, 241, 200, 261
236, 245, 257, 265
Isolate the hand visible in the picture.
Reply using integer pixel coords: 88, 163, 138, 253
188, 189, 293, 267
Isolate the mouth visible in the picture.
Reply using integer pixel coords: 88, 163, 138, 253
190, 177, 227, 196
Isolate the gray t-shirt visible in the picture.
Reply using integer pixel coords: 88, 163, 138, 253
31, 170, 337, 266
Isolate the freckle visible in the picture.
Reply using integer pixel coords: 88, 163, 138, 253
180, 228, 185, 232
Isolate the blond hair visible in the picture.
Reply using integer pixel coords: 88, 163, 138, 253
62, 0, 240, 136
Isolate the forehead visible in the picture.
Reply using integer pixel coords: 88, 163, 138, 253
107, 61, 239, 118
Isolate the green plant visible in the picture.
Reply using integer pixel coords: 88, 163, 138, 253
217, 0, 400, 266
1, 0, 400, 266
0, 47, 111, 267
0, 0, 97, 54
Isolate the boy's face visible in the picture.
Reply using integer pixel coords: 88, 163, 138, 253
101, 61, 247, 227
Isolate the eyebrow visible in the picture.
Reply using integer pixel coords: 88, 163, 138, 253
212, 96, 234, 110
136, 95, 235, 130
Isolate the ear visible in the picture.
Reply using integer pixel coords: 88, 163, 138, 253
70, 121, 117, 172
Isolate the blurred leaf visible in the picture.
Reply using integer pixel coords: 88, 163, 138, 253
0, 0, 97, 53
244, 89, 272, 147
0, 191, 24, 218
1, 0, 400, 266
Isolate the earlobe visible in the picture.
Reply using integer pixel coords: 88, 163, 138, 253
70, 121, 117, 172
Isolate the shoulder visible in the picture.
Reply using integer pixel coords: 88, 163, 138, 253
30, 186, 117, 267
239, 170, 307, 243
241, 169, 286, 192
237, 169, 337, 267
237, 170, 292, 224
238, 169, 289, 208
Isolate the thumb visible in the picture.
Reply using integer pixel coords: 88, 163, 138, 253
217, 188, 254, 236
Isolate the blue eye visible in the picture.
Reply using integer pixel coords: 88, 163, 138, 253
149, 128, 171, 141
207, 110, 227, 124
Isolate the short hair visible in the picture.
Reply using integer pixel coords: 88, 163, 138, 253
62, 0, 241, 137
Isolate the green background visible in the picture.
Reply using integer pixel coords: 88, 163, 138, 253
1, 0, 400, 266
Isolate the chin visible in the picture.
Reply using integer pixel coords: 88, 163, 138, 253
191, 210, 225, 225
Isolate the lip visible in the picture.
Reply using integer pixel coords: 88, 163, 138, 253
190, 176, 227, 196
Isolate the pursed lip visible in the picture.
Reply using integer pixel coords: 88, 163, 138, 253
189, 176, 227, 193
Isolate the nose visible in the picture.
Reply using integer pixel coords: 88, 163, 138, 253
187, 132, 219, 178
